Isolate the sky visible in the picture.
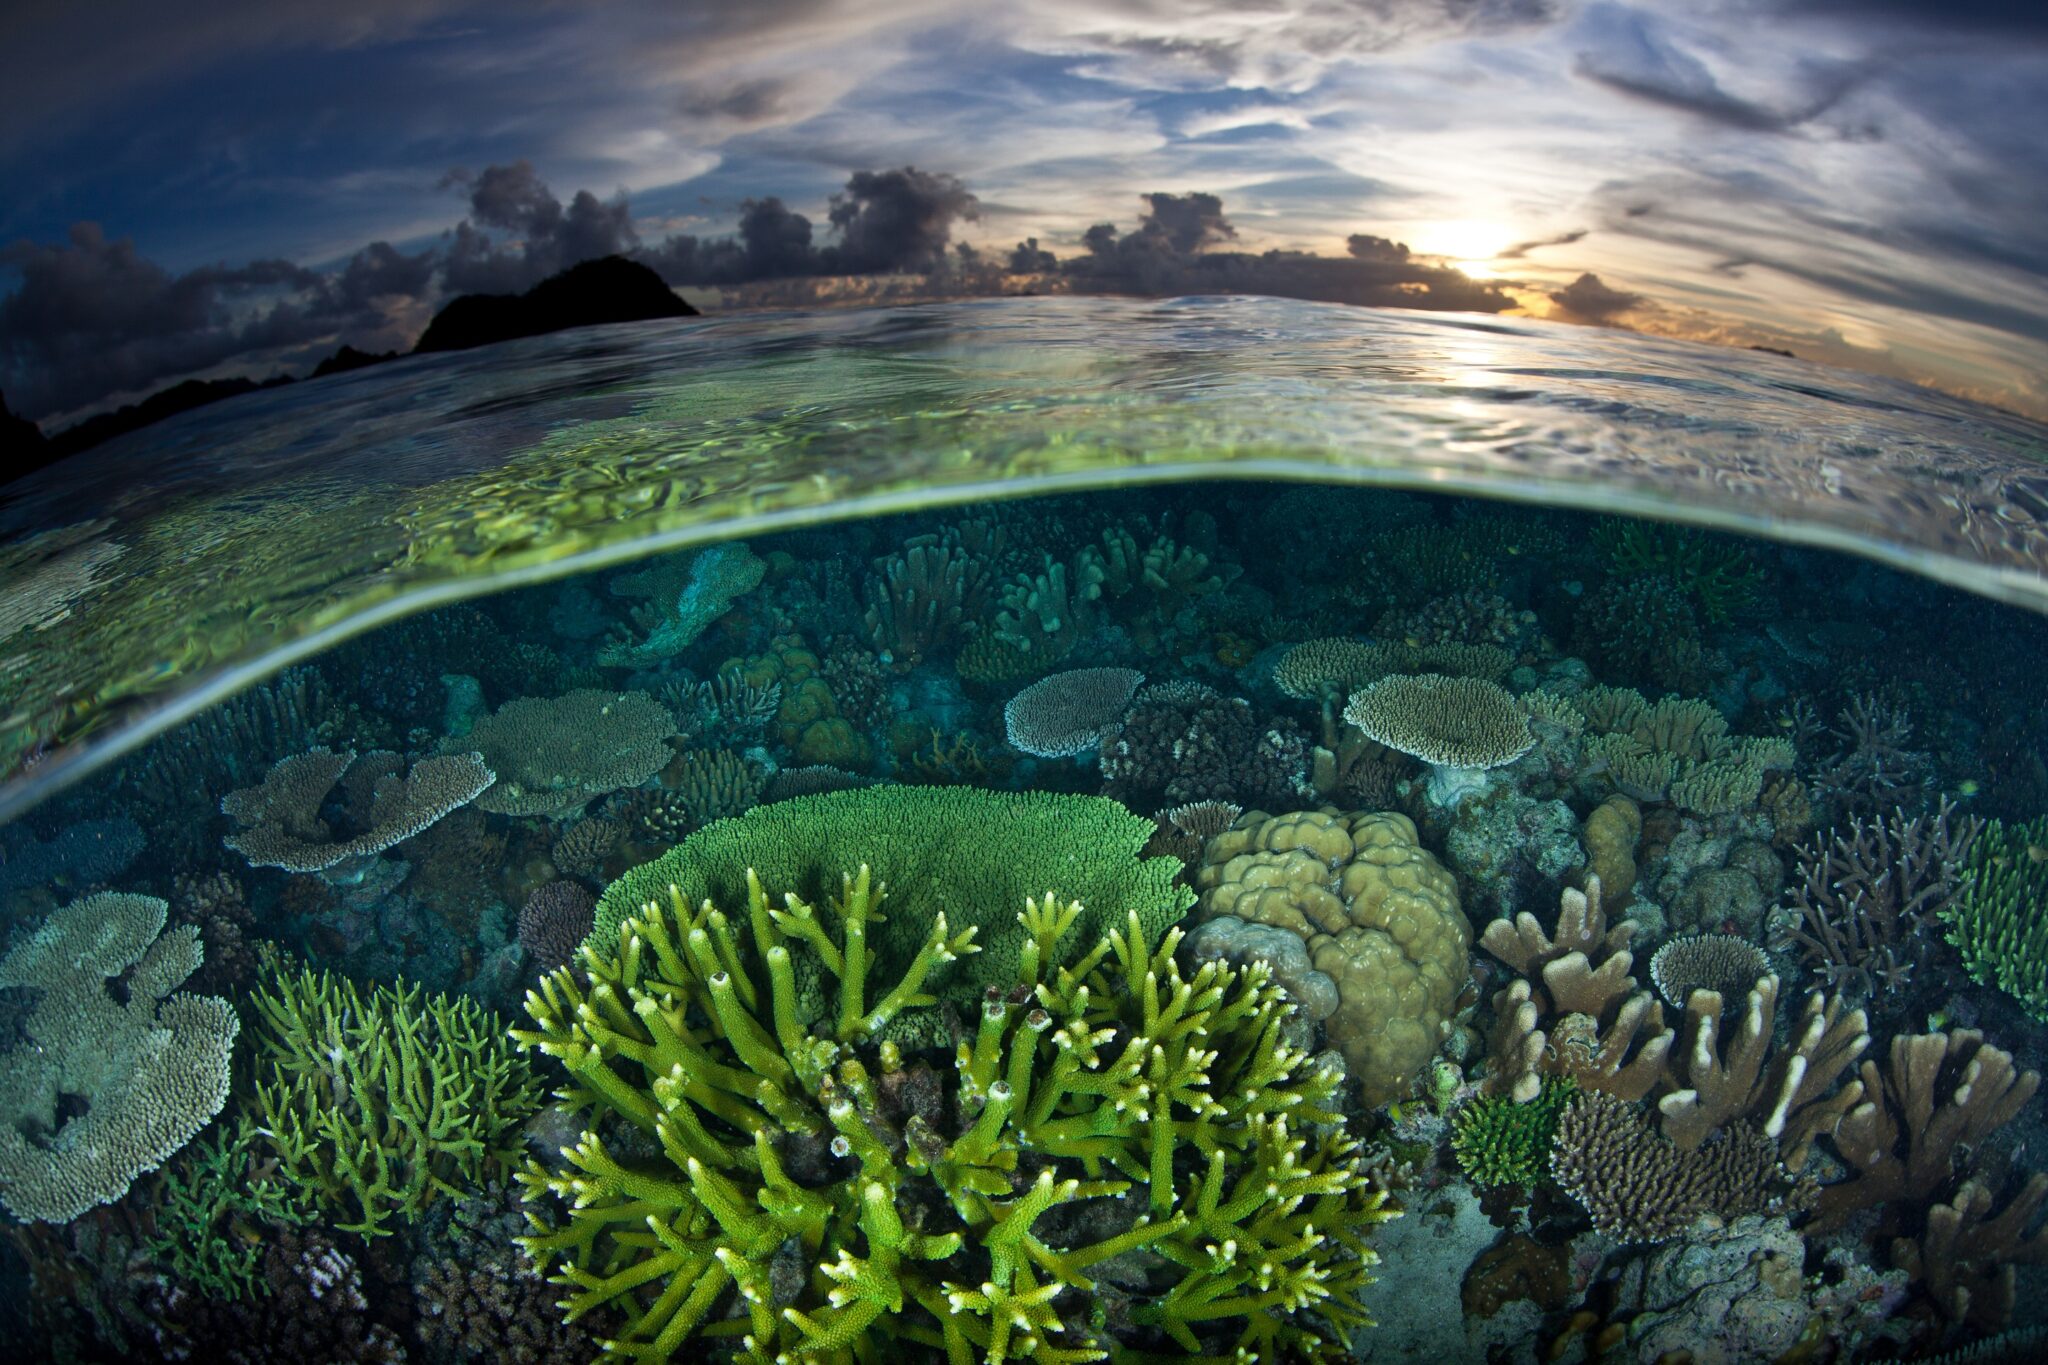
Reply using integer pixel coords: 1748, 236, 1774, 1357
2, 0, 2046, 425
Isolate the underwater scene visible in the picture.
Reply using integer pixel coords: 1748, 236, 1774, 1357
7, 376, 2048, 1363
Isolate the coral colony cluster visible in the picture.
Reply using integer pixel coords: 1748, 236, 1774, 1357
2, 483, 2047, 1362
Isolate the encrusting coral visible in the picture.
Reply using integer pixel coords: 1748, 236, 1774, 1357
247, 966, 544, 1237
515, 865, 1396, 1362
0, 891, 239, 1223
221, 747, 496, 875
1196, 808, 1470, 1106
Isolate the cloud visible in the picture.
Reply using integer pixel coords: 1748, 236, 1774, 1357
0, 222, 437, 420
824, 167, 980, 273
1548, 271, 1642, 319
439, 160, 640, 294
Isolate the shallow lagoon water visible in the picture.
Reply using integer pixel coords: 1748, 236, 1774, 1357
3, 296, 2048, 1362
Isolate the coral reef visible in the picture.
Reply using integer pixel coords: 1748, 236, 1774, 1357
589, 786, 1193, 1045
1943, 813, 2048, 1019
517, 881, 595, 972
221, 747, 496, 874
1776, 797, 1980, 1002
1646, 934, 1771, 1008
0, 891, 237, 1222
517, 869, 1394, 1361
1450, 1078, 1576, 1187
462, 689, 674, 817
1196, 808, 1471, 1105
1002, 665, 1143, 756
1478, 875, 1672, 1104
1099, 681, 1314, 812
248, 966, 544, 1236
1343, 672, 1533, 804
1549, 1089, 1785, 1243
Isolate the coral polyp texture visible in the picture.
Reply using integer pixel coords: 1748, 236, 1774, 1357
0, 891, 238, 1222
1195, 807, 1471, 1106
1342, 672, 1533, 772
460, 688, 676, 817
587, 785, 1192, 1045
515, 866, 1395, 1363
247, 966, 544, 1237
1002, 665, 1144, 756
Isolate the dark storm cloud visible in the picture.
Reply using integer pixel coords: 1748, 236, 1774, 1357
439, 161, 639, 295
1549, 272, 1642, 319
0, 223, 437, 419
636, 168, 981, 285
1056, 193, 1512, 313
824, 169, 981, 274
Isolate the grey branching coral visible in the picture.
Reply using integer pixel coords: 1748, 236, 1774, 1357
1100, 682, 1314, 811
463, 688, 674, 817
1775, 797, 1980, 1001
518, 882, 596, 972
1003, 665, 1144, 756
221, 747, 496, 874
0, 892, 237, 1222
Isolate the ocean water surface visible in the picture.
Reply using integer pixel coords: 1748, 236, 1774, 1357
3, 295, 2047, 1363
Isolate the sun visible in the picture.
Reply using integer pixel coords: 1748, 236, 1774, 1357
1411, 219, 1515, 278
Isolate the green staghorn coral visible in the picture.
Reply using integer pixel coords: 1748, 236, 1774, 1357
248, 966, 545, 1237
142, 1117, 314, 1300
1449, 1078, 1576, 1187
1943, 816, 2048, 1020
588, 786, 1193, 1045
515, 866, 1396, 1363
1590, 519, 1764, 624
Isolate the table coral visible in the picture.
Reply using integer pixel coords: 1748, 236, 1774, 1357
462, 689, 673, 817
0, 891, 238, 1222
1196, 807, 1471, 1106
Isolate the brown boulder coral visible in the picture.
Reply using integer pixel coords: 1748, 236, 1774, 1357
1196, 807, 1470, 1105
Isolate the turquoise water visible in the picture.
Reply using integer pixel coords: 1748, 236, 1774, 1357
3, 297, 2048, 1362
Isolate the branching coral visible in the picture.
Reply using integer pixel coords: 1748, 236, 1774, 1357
1099, 682, 1314, 812
1550, 1089, 1785, 1244
516, 868, 1395, 1362
143, 1118, 313, 1301
1942, 813, 2048, 1020
1573, 685, 1791, 814
463, 689, 674, 817
0, 891, 238, 1222
1196, 808, 1471, 1106
863, 538, 993, 665
589, 786, 1192, 1046
1776, 797, 1981, 1002
248, 966, 544, 1237
1590, 519, 1764, 624
1477, 875, 1672, 1105
1450, 1078, 1576, 1188
221, 746, 496, 875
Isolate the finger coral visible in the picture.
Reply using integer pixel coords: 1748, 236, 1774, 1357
516, 867, 1395, 1362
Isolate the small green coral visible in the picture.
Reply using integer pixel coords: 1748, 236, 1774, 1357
1591, 520, 1764, 624
589, 786, 1193, 1044
143, 1118, 313, 1300
1943, 816, 2048, 1020
1450, 1079, 1576, 1187
248, 966, 544, 1236
517, 866, 1395, 1362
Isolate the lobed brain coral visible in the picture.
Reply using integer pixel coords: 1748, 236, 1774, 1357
1196, 808, 1471, 1106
